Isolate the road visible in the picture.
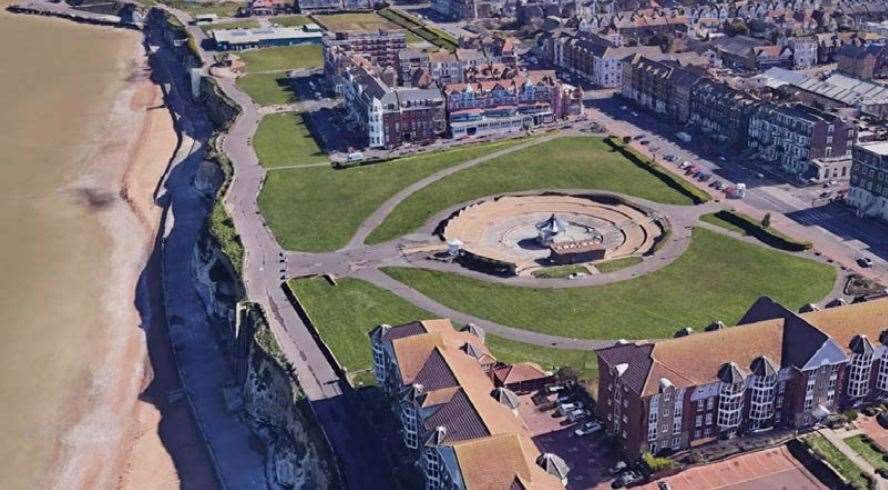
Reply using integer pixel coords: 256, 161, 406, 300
160, 7, 396, 488
579, 88, 888, 283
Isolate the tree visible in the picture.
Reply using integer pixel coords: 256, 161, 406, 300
556, 366, 580, 385
762, 213, 772, 228
622, 135, 631, 145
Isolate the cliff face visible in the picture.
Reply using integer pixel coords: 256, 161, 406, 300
236, 304, 341, 489
192, 231, 242, 349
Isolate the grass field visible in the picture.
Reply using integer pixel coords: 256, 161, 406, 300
234, 45, 323, 106
366, 136, 700, 245
239, 44, 323, 73
254, 112, 326, 168
288, 276, 598, 382
270, 15, 311, 27
259, 138, 531, 252
235, 73, 298, 106
200, 19, 259, 33
381, 228, 836, 340
311, 12, 422, 43
805, 435, 872, 490
845, 435, 888, 472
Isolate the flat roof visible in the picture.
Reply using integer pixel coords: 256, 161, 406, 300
212, 27, 323, 45
859, 141, 888, 155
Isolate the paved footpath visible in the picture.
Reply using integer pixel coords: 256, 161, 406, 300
819, 427, 888, 490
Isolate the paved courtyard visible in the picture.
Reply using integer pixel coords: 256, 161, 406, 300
638, 446, 825, 490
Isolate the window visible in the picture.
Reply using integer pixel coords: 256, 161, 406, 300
878, 357, 888, 392
848, 352, 874, 399
717, 381, 744, 431
707, 397, 715, 410
696, 414, 703, 428
696, 400, 704, 412
705, 413, 713, 425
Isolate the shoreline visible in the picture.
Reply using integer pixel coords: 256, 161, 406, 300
38, 28, 188, 489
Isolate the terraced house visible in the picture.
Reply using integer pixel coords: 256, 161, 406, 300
595, 297, 888, 458
687, 79, 760, 150
747, 103, 855, 177
443, 70, 583, 139
370, 320, 569, 489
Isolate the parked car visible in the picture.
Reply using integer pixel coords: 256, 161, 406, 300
664, 154, 676, 162
557, 393, 575, 403
633, 134, 645, 140
567, 409, 590, 422
699, 173, 712, 182
640, 140, 650, 145
608, 461, 627, 475
612, 470, 643, 488
679, 161, 691, 170
547, 384, 566, 393
574, 421, 602, 436
858, 257, 873, 268
557, 402, 579, 415
877, 412, 888, 429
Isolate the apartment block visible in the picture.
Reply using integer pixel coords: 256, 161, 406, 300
443, 70, 583, 139
596, 297, 888, 458
621, 55, 704, 124
687, 79, 760, 150
748, 103, 855, 176
370, 320, 568, 489
849, 141, 888, 221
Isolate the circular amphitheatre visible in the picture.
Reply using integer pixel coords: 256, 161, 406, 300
442, 194, 667, 276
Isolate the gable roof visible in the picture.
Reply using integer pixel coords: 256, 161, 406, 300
597, 297, 888, 396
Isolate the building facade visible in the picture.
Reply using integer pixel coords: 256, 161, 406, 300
431, 0, 478, 20
687, 79, 760, 150
323, 30, 407, 70
849, 141, 888, 221
748, 103, 855, 176
596, 297, 888, 458
621, 55, 704, 124
443, 71, 583, 139
370, 320, 568, 489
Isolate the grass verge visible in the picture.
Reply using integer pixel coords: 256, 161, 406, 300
381, 228, 836, 340
255, 112, 326, 168
701, 210, 813, 252
259, 138, 530, 252
804, 435, 873, 490
532, 265, 589, 279
235, 72, 299, 106
287, 276, 598, 383
845, 435, 888, 472
159, 0, 244, 17
366, 136, 702, 245
595, 256, 644, 273
270, 15, 311, 27
603, 137, 711, 204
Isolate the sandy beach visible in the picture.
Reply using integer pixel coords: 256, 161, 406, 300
0, 6, 211, 488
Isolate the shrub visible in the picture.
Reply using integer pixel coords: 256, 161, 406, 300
762, 213, 771, 228
643, 452, 674, 472
846, 409, 860, 422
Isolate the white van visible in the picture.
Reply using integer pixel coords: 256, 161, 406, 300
347, 152, 365, 162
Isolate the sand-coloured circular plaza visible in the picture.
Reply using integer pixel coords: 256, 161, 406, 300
442, 194, 666, 275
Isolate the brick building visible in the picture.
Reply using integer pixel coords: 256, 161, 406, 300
836, 44, 888, 80
849, 141, 888, 222
539, 31, 662, 88
323, 29, 407, 72
336, 54, 445, 148
595, 297, 888, 458
621, 55, 704, 124
748, 103, 855, 176
431, 0, 479, 20
370, 320, 568, 489
443, 70, 583, 139
687, 79, 760, 150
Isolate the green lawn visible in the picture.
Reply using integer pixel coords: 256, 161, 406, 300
235, 72, 298, 106
700, 210, 813, 252
366, 136, 699, 245
254, 112, 326, 168
845, 435, 888, 471
288, 276, 598, 383
239, 44, 323, 73
259, 138, 531, 252
805, 435, 872, 490
381, 228, 836, 340
313, 12, 400, 31
596, 256, 644, 273
234, 45, 323, 106
160, 0, 245, 17
201, 19, 259, 33
270, 15, 312, 27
